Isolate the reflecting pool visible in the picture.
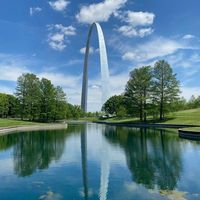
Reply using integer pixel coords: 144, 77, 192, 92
0, 123, 200, 199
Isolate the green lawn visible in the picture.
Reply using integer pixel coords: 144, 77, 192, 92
95, 108, 200, 126
0, 119, 42, 128
162, 108, 200, 125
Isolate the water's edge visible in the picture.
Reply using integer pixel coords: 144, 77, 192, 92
0, 123, 68, 136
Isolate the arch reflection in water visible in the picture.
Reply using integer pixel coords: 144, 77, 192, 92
104, 126, 182, 190
81, 125, 88, 199
80, 123, 110, 200
99, 126, 110, 200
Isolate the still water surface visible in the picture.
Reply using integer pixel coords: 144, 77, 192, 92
0, 123, 200, 200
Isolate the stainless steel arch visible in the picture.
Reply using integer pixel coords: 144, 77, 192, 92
81, 22, 110, 112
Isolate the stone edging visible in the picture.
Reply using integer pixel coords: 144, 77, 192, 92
95, 121, 199, 129
0, 124, 67, 136
179, 129, 200, 140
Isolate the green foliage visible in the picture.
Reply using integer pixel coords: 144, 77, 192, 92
116, 106, 127, 118
16, 73, 41, 120
39, 78, 56, 122
102, 95, 125, 115
125, 66, 152, 122
0, 93, 9, 118
15, 73, 72, 122
7, 94, 20, 117
53, 86, 67, 120
0, 93, 19, 118
65, 103, 84, 119
153, 60, 180, 120
170, 97, 187, 112
186, 95, 200, 109
102, 60, 181, 122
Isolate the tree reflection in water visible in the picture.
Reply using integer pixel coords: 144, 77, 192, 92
0, 125, 82, 177
104, 126, 183, 190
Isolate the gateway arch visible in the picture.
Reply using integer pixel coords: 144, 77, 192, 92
81, 22, 110, 112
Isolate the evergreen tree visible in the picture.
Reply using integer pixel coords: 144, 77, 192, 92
125, 66, 153, 122
153, 60, 180, 120
16, 73, 41, 120
53, 86, 67, 121
7, 94, 20, 117
39, 78, 56, 122
0, 93, 9, 118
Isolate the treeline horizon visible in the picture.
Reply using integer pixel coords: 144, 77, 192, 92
102, 60, 200, 122
0, 60, 200, 122
0, 73, 85, 121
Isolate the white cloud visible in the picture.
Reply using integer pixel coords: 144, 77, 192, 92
138, 28, 154, 37
47, 24, 76, 51
38, 72, 81, 88
124, 11, 155, 26
183, 34, 195, 40
80, 47, 94, 54
30, 7, 42, 16
0, 54, 30, 82
117, 11, 155, 38
38, 72, 82, 106
91, 84, 101, 89
181, 86, 200, 100
118, 26, 153, 37
76, 0, 127, 24
0, 66, 29, 81
122, 37, 186, 61
49, 0, 70, 11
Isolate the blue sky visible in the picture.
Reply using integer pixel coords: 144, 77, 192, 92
0, 0, 200, 111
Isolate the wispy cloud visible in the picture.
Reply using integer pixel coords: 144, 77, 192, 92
80, 46, 95, 54
121, 37, 189, 62
181, 86, 200, 100
49, 0, 70, 11
38, 72, 81, 89
0, 54, 30, 81
30, 7, 42, 16
118, 26, 154, 38
119, 11, 155, 26
47, 24, 76, 51
183, 34, 195, 40
76, 0, 127, 24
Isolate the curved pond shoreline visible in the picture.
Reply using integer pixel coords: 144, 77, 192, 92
0, 123, 68, 136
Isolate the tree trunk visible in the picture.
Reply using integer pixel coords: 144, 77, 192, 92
140, 98, 143, 122
160, 66, 164, 121
160, 101, 163, 120
144, 90, 147, 122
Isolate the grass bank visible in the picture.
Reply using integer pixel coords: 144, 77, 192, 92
0, 118, 44, 128
179, 127, 200, 132
94, 108, 200, 126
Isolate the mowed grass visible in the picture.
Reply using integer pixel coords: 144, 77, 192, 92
0, 119, 42, 128
162, 108, 200, 125
96, 108, 200, 126
180, 127, 200, 132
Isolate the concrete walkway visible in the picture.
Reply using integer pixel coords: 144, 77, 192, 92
0, 123, 67, 136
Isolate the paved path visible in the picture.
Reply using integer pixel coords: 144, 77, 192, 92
0, 124, 67, 136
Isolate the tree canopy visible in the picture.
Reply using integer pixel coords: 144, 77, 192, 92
102, 60, 181, 122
